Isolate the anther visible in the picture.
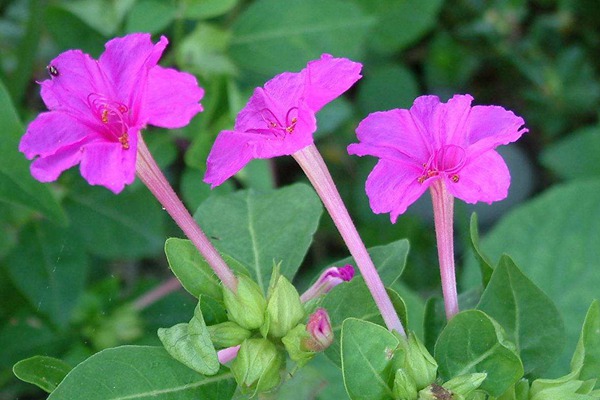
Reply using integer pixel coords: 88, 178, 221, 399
451, 174, 460, 183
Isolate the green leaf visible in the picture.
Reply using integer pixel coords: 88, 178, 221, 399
357, 64, 419, 115
329, 239, 409, 287
469, 213, 494, 287
48, 346, 235, 399
423, 296, 446, 354
435, 310, 524, 397
194, 183, 322, 293
125, 0, 177, 34
341, 318, 398, 400
571, 300, 600, 384
13, 356, 71, 393
353, 0, 444, 54
64, 184, 165, 258
5, 221, 88, 328
158, 300, 220, 376
182, 0, 238, 19
229, 0, 372, 80
57, 0, 135, 36
540, 124, 600, 181
462, 179, 600, 373
176, 23, 237, 77
322, 277, 407, 367
0, 79, 65, 224
477, 255, 566, 377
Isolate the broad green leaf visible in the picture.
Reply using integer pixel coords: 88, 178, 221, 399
341, 318, 398, 400
469, 213, 494, 287
463, 179, 600, 373
540, 125, 600, 181
182, 0, 238, 19
423, 296, 446, 353
64, 183, 165, 258
158, 300, 219, 376
125, 0, 177, 34
322, 277, 407, 367
48, 346, 235, 399
176, 23, 237, 77
329, 239, 409, 287
44, 5, 105, 54
5, 221, 88, 328
435, 310, 523, 397
230, 0, 372, 80
13, 356, 71, 393
194, 183, 322, 293
354, 0, 444, 54
357, 64, 419, 115
57, 0, 135, 36
571, 300, 600, 384
477, 255, 566, 377
0, 79, 65, 224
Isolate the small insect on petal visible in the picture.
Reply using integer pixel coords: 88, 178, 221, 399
47, 65, 59, 77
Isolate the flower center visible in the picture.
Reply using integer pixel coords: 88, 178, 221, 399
258, 107, 298, 137
87, 93, 130, 149
417, 145, 466, 184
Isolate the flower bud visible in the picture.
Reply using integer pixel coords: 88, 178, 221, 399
399, 331, 438, 390
393, 368, 418, 400
223, 274, 266, 330
300, 264, 355, 303
264, 274, 305, 338
303, 308, 334, 352
207, 321, 252, 348
417, 383, 453, 400
442, 373, 486, 398
231, 338, 284, 395
281, 324, 314, 367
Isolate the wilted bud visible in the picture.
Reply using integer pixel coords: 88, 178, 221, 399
418, 383, 453, 400
303, 308, 334, 352
400, 331, 438, 390
300, 264, 355, 303
393, 368, 418, 400
442, 373, 487, 398
265, 274, 305, 338
223, 274, 266, 330
231, 338, 284, 395
207, 321, 252, 348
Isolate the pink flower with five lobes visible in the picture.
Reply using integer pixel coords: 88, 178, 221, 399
19, 33, 204, 193
348, 94, 528, 222
203, 54, 362, 187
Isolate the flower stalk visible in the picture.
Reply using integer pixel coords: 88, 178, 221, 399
293, 144, 406, 336
136, 132, 238, 292
430, 180, 459, 320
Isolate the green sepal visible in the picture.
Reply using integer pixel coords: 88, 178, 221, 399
223, 274, 266, 330
264, 267, 305, 338
207, 321, 252, 348
231, 338, 285, 396
281, 323, 315, 367
393, 368, 418, 400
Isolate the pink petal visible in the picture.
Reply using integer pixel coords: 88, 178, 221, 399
303, 54, 362, 112
439, 94, 474, 147
40, 50, 107, 119
99, 34, 168, 118
79, 139, 137, 194
365, 159, 429, 223
145, 66, 204, 128
204, 130, 256, 188
445, 150, 510, 204
408, 95, 444, 149
30, 142, 84, 182
20, 112, 91, 159
349, 109, 433, 164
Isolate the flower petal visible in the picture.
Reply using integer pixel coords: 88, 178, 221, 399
303, 54, 362, 112
204, 130, 256, 188
439, 94, 474, 147
79, 139, 137, 194
445, 150, 510, 204
145, 66, 204, 128
365, 159, 428, 223
20, 111, 92, 159
30, 142, 84, 182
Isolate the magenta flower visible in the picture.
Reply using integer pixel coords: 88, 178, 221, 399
203, 54, 362, 187
300, 264, 355, 303
19, 33, 204, 193
348, 94, 528, 222
303, 308, 334, 352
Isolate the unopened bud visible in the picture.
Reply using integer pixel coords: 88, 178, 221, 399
418, 383, 453, 400
223, 274, 266, 330
303, 308, 334, 352
207, 321, 252, 348
393, 368, 418, 400
400, 331, 438, 390
231, 338, 284, 395
265, 274, 305, 338
442, 373, 486, 398
300, 264, 355, 303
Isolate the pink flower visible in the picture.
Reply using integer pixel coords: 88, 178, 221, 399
300, 264, 355, 303
19, 33, 204, 193
303, 308, 334, 352
348, 94, 528, 222
203, 54, 362, 187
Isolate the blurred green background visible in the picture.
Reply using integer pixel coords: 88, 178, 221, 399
1, 0, 599, 398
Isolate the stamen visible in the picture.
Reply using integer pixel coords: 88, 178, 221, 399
119, 133, 130, 150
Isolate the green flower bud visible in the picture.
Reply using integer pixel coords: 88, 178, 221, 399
282, 323, 315, 367
393, 368, 418, 400
417, 383, 453, 400
223, 274, 266, 330
264, 274, 305, 338
231, 338, 285, 395
442, 373, 487, 398
400, 331, 438, 390
207, 321, 252, 348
